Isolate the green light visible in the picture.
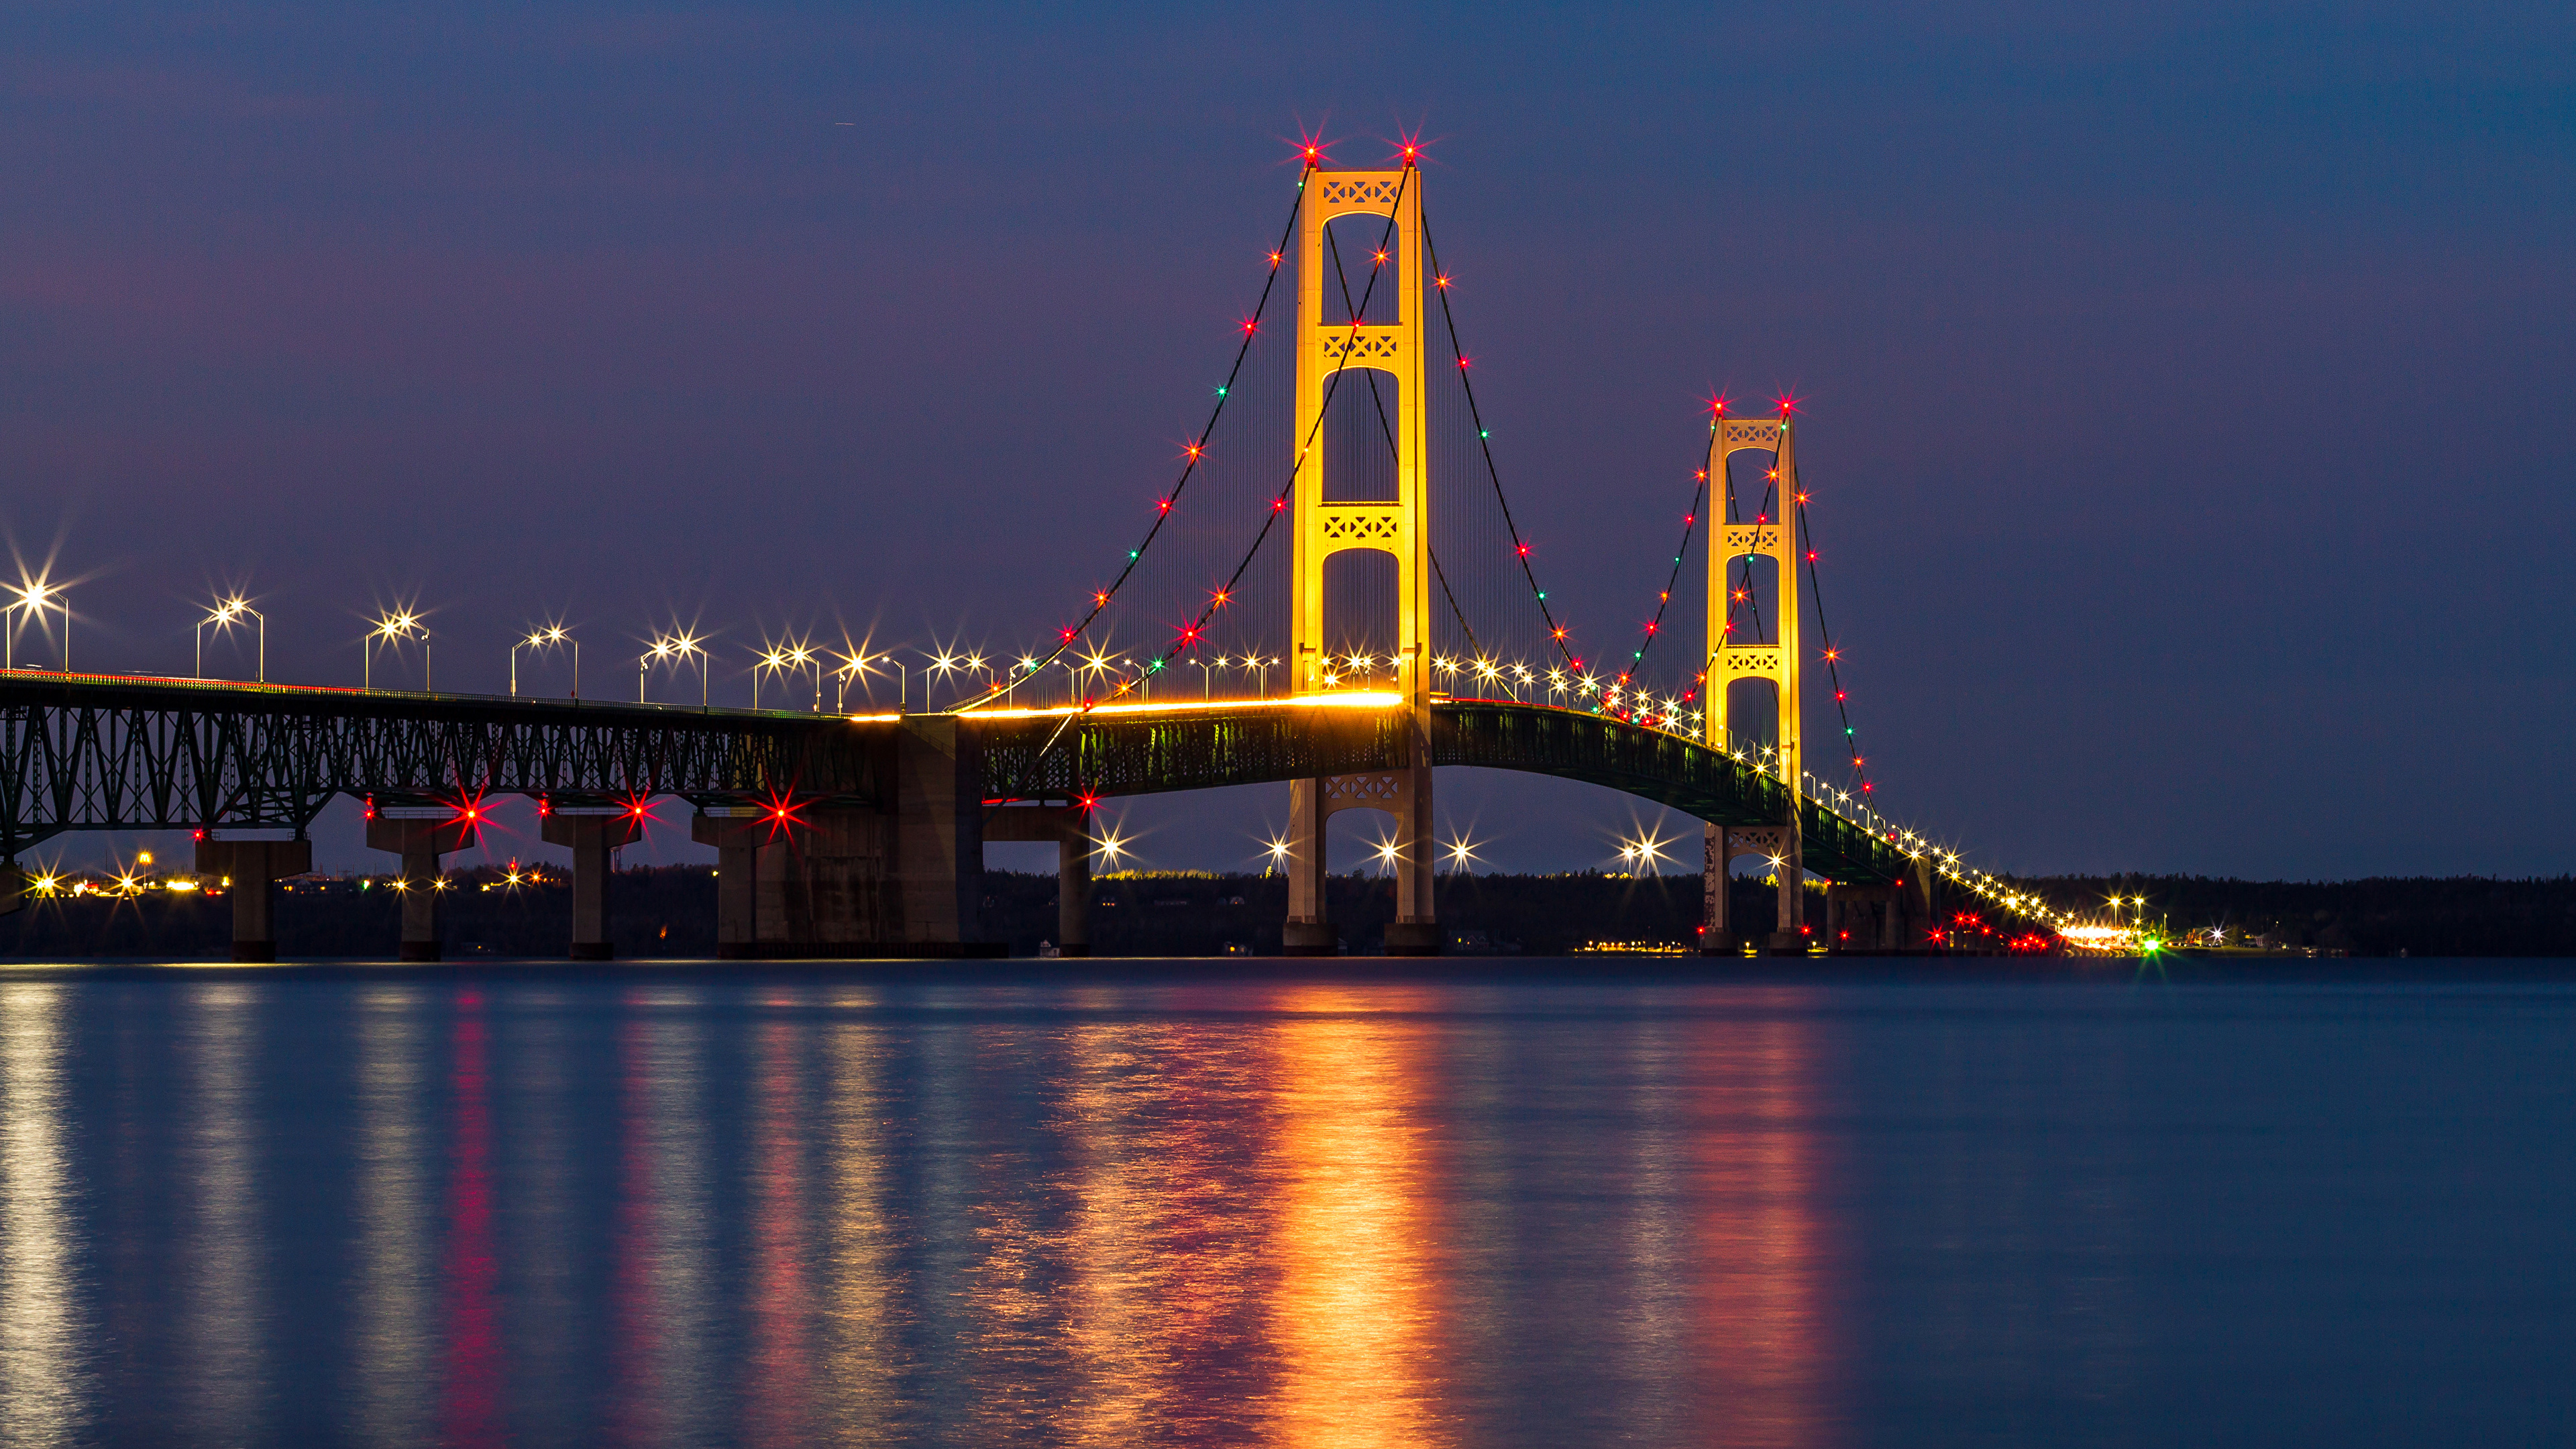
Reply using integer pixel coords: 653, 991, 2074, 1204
1479, 430, 1490, 439
1128, 550, 1138, 559
1216, 386, 1228, 396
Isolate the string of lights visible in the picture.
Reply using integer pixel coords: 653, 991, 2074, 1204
1419, 212, 1584, 683
952, 161, 1316, 714
1321, 223, 1484, 661
1616, 447, 1709, 688
1794, 480, 1874, 802
1076, 162, 1417, 708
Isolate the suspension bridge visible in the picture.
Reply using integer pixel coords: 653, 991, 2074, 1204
0, 152, 2072, 961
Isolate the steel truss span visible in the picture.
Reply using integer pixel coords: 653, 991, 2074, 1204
1, 678, 1899, 884
0, 675, 884, 852
975, 699, 1909, 885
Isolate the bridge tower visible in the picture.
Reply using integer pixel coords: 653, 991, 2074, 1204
1702, 411, 1807, 952
1281, 162, 1440, 956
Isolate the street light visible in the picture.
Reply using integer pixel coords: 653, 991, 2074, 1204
755, 641, 822, 711
364, 610, 429, 692
925, 650, 963, 710
511, 625, 576, 698
196, 596, 265, 682
5, 580, 70, 674
639, 631, 708, 706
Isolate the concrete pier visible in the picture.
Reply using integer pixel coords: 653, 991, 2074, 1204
985, 803, 1091, 956
685, 716, 996, 958
365, 814, 479, 961
541, 810, 645, 959
195, 837, 313, 962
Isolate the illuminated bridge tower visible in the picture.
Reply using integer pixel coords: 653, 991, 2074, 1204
1703, 411, 1807, 953
1281, 163, 1440, 957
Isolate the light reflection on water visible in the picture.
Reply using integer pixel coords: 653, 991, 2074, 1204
0, 983, 80, 1449
1, 972, 2571, 1446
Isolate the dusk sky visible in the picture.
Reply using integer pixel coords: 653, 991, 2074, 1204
6, 2, 2571, 879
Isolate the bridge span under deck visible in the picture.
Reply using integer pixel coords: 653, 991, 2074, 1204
0, 674, 1928, 959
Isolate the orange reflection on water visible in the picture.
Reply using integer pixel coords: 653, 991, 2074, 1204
820, 1002, 903, 1440
1262, 985, 1452, 1448
1689, 997, 1833, 1447
1051, 1013, 1272, 1442
744, 1005, 816, 1448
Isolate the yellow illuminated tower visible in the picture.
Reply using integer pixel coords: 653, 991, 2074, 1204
1702, 411, 1806, 951
1280, 164, 1439, 956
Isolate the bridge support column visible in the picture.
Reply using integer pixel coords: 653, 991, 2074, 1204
1282, 780, 1335, 955
1284, 764, 1440, 957
1, 863, 21, 918
1704, 824, 1803, 954
689, 722, 989, 959
366, 815, 478, 962
1822, 881, 1896, 955
196, 837, 312, 963
1281, 162, 1438, 960
893, 717, 985, 955
986, 804, 1091, 957
542, 812, 645, 960
692, 814, 765, 955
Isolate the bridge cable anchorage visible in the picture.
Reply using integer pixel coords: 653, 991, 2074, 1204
1419, 211, 1583, 683
1321, 223, 1483, 662
1083, 164, 1419, 711
951, 160, 1317, 718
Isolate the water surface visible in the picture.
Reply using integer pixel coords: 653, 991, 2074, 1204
0, 965, 2567, 1446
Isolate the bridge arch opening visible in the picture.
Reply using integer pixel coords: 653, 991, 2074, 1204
1719, 674, 1785, 758
1317, 214, 1406, 327
1320, 547, 1400, 688
1319, 370, 1402, 503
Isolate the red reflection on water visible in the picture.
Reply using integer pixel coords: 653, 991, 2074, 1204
439, 992, 502, 1448
745, 1013, 814, 1447
1692, 1001, 1833, 1446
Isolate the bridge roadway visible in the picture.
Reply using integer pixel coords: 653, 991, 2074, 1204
0, 671, 1911, 954
0, 672, 1904, 875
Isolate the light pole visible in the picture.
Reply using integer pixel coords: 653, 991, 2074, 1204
1009, 656, 1038, 707
924, 651, 964, 711
754, 643, 820, 710
196, 596, 264, 682
830, 650, 901, 711
639, 631, 709, 706
364, 611, 428, 692
511, 625, 576, 697
5, 581, 70, 674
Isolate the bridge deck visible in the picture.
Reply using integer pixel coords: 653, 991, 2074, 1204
1, 675, 1907, 883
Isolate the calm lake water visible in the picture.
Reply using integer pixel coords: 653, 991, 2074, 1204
0, 964, 2567, 1447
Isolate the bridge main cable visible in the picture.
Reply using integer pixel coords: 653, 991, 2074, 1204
952, 162, 1316, 717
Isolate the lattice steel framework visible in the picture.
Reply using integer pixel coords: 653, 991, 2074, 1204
0, 675, 885, 854
976, 699, 1909, 885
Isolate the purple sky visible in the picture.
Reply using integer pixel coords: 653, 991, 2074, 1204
5, 3, 2571, 879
